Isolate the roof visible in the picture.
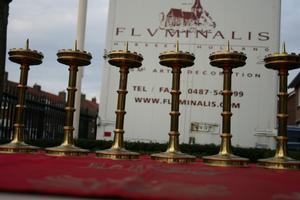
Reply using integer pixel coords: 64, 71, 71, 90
182, 12, 196, 20
81, 99, 99, 116
4, 79, 98, 114
168, 8, 183, 18
288, 72, 300, 88
192, 0, 202, 9
28, 87, 65, 103
5, 81, 63, 102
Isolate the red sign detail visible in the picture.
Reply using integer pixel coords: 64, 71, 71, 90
104, 132, 112, 137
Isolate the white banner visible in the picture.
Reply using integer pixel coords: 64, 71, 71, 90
98, 0, 281, 148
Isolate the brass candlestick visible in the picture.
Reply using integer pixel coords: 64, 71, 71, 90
151, 41, 196, 164
46, 41, 92, 156
258, 44, 300, 170
0, 39, 43, 154
96, 43, 143, 160
203, 42, 249, 167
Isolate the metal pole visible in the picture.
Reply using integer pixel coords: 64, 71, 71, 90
111, 65, 129, 149
168, 66, 181, 152
219, 66, 233, 155
73, 0, 88, 139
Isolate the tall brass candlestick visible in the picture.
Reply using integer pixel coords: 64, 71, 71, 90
258, 44, 300, 170
151, 41, 196, 164
96, 43, 143, 160
46, 41, 92, 156
203, 42, 249, 167
0, 39, 43, 153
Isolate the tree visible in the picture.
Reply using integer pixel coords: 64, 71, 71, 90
0, 0, 12, 105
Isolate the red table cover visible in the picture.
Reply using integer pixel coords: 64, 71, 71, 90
0, 152, 299, 200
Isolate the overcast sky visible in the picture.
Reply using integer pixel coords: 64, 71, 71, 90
5, 0, 300, 101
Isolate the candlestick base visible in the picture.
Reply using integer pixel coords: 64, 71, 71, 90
151, 151, 196, 164
258, 156, 300, 170
203, 153, 249, 167
46, 145, 89, 156
0, 142, 39, 154
96, 148, 139, 160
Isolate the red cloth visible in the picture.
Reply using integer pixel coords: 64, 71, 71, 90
0, 153, 299, 200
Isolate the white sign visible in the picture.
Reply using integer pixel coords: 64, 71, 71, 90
98, 0, 280, 148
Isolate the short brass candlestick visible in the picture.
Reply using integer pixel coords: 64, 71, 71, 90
46, 41, 92, 156
203, 42, 249, 167
96, 43, 143, 160
258, 44, 300, 170
151, 41, 196, 164
0, 39, 43, 154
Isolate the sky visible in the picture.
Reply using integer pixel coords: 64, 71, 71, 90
4, 0, 300, 102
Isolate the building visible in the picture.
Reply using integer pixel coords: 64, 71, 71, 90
288, 72, 300, 125
0, 72, 98, 141
287, 72, 300, 150
79, 94, 99, 139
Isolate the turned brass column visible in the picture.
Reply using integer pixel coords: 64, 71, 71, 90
258, 44, 300, 170
151, 41, 196, 164
96, 43, 143, 160
46, 42, 92, 156
203, 42, 249, 167
0, 39, 43, 153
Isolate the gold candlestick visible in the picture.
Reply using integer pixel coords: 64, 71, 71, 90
151, 41, 196, 164
0, 39, 43, 154
203, 42, 249, 167
96, 42, 143, 160
46, 41, 92, 156
258, 43, 300, 170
